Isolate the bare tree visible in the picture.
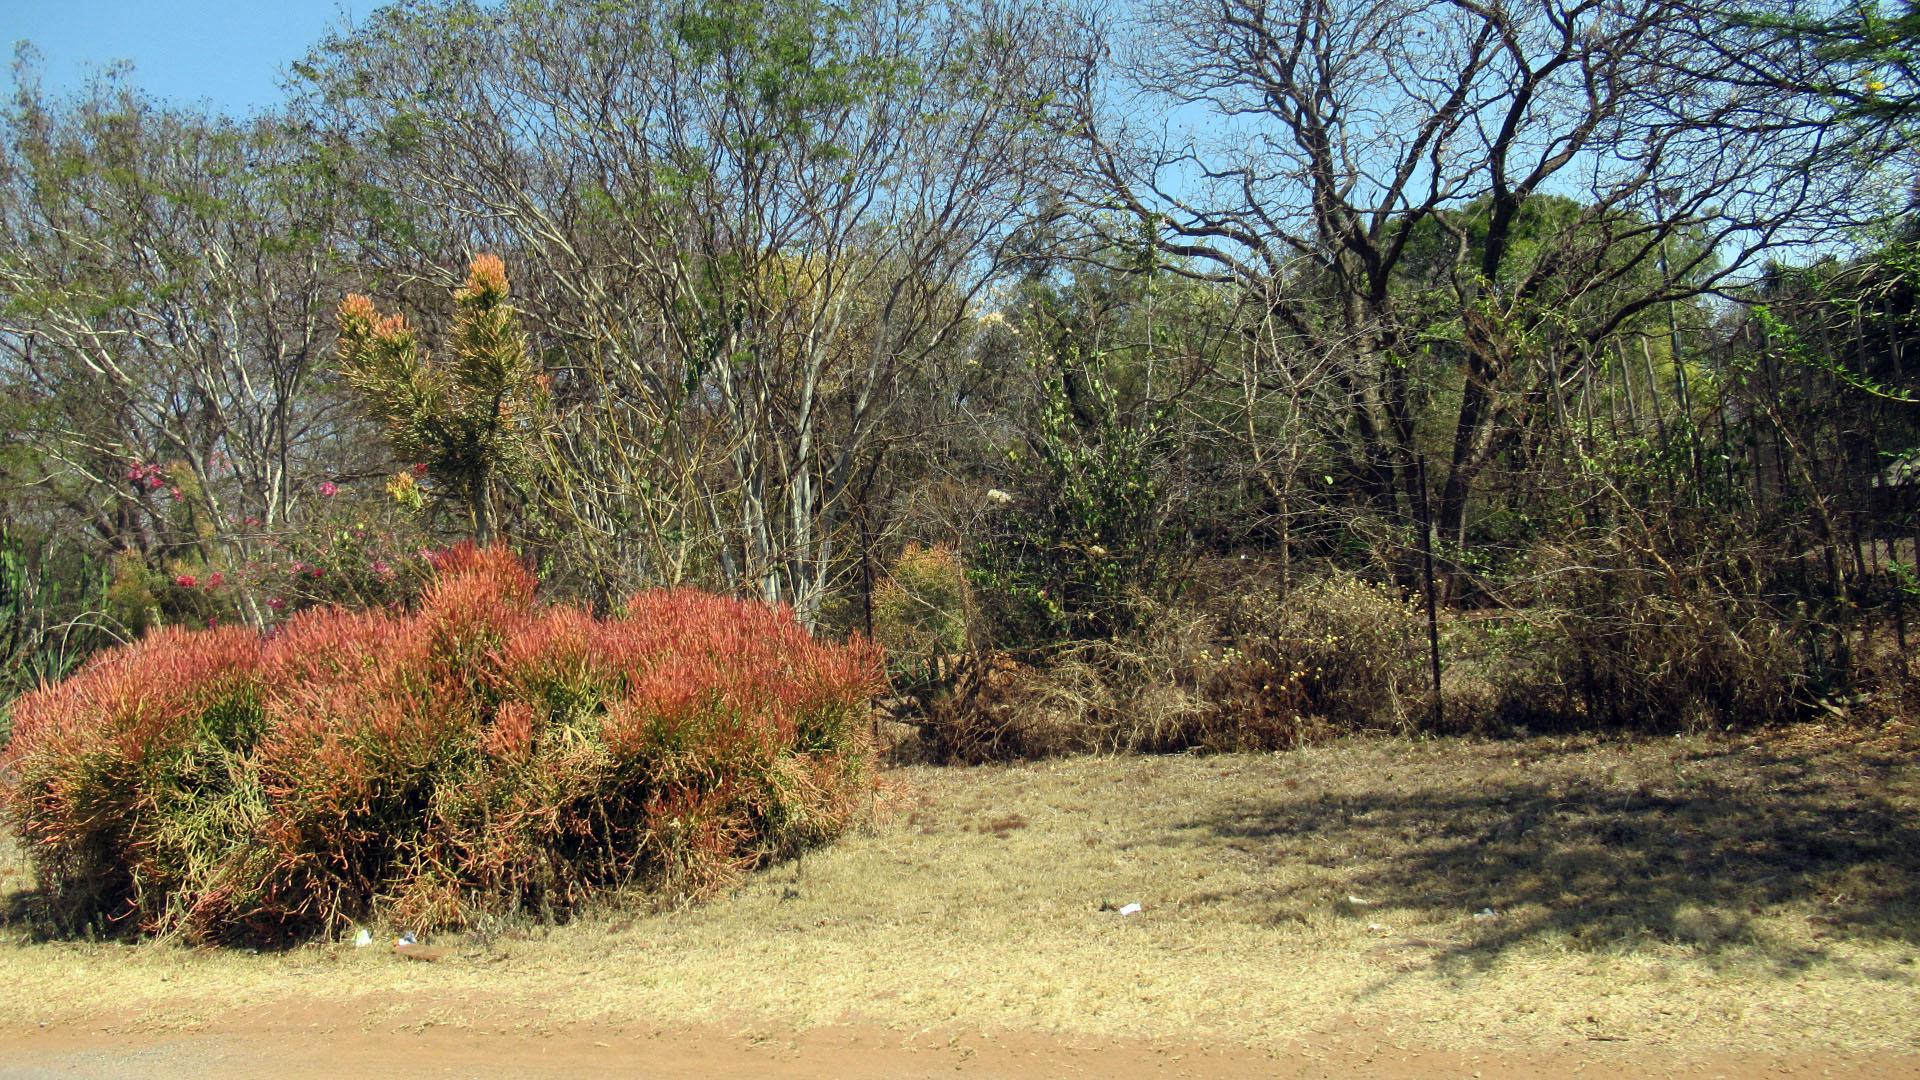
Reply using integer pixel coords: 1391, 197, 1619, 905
299, 0, 1076, 622
0, 64, 361, 621
1052, 0, 1867, 589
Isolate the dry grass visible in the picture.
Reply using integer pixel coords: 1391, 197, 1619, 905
3, 724, 1918, 1055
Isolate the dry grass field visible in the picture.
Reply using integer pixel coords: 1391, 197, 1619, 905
2, 724, 1918, 1075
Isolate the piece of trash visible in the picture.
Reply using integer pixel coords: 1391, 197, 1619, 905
392, 931, 448, 962
353, 929, 373, 948
1473, 907, 1499, 921
1346, 895, 1378, 906
1117, 902, 1142, 916
1367, 922, 1391, 933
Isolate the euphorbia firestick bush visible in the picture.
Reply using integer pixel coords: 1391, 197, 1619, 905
0, 544, 883, 942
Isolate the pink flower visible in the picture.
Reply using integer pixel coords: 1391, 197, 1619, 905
206, 615, 220, 629
169, 486, 184, 501
175, 574, 197, 588
267, 597, 287, 611
244, 516, 261, 527
310, 565, 326, 578
413, 462, 429, 477
207, 572, 225, 588
372, 559, 394, 579
319, 481, 338, 497
145, 475, 165, 491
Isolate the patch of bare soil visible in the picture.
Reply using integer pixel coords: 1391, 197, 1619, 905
1, 1000, 1915, 1079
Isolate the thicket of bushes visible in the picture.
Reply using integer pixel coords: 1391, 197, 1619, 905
879, 556, 1428, 762
878, 542, 1916, 764
0, 544, 882, 943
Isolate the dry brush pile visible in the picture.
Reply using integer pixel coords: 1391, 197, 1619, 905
0, 544, 883, 943
885, 554, 1438, 763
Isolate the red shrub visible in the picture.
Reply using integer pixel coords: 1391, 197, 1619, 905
1, 546, 882, 942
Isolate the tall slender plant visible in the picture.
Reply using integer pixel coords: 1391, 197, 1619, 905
336, 256, 549, 544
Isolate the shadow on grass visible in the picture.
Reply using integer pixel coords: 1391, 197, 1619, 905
0, 835, 122, 943
0, 851, 59, 941
1156, 736, 1920, 974
0, 887, 60, 941
0, 855, 81, 943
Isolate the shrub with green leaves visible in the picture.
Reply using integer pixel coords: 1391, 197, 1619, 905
969, 370, 1183, 646
871, 543, 971, 682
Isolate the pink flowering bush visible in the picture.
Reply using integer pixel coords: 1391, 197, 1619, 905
1, 544, 883, 943
228, 484, 437, 617
94, 452, 438, 636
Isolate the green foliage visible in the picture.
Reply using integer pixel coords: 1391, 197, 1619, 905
970, 270, 1197, 645
871, 542, 971, 685
1740, 0, 1920, 133
0, 535, 120, 738
670, 0, 917, 152
1751, 241, 1920, 405
973, 396, 1175, 642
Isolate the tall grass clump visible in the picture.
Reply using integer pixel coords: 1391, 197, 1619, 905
1528, 543, 1811, 730
908, 568, 1430, 762
0, 543, 883, 943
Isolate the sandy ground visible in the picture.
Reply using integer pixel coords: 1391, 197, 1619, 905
3, 1002, 1918, 1079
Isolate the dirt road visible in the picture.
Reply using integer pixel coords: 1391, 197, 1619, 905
3, 991, 1920, 1076
4, 1001, 1917, 1079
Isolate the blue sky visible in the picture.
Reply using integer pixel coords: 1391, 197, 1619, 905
3, 0, 354, 114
